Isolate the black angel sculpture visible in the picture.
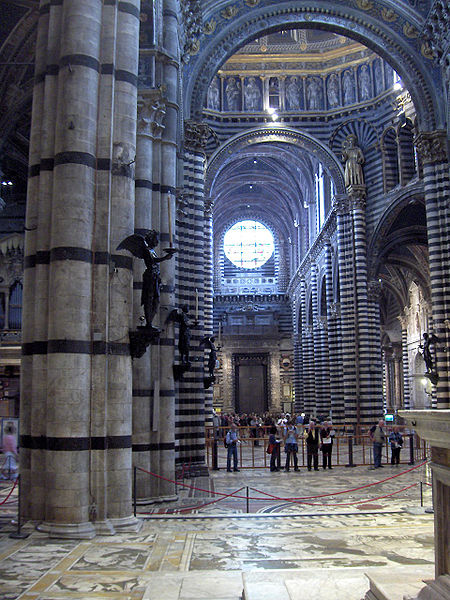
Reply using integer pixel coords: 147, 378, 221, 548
167, 304, 196, 366
199, 335, 218, 378
117, 230, 177, 328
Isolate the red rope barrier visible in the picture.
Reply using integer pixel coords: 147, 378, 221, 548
138, 486, 246, 515
249, 482, 419, 507
250, 461, 428, 501
0, 478, 18, 505
137, 460, 428, 501
176, 486, 246, 513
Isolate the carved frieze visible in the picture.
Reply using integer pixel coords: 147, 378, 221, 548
181, 0, 202, 59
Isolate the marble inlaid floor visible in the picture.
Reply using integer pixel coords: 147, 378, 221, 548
0, 463, 435, 599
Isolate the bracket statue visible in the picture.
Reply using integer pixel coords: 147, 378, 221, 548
117, 229, 177, 358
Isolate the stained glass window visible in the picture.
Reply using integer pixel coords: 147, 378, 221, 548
224, 220, 274, 269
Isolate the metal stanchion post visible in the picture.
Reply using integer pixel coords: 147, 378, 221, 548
345, 435, 356, 467
9, 475, 29, 539
409, 433, 415, 465
212, 438, 219, 470
420, 481, 423, 507
133, 467, 137, 518
246, 486, 249, 514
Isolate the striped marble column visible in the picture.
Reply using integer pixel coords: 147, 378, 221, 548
296, 279, 307, 412
349, 189, 384, 426
132, 89, 167, 501
333, 194, 358, 427
398, 314, 411, 410
203, 199, 214, 427
146, 0, 181, 499
174, 120, 210, 474
21, 0, 141, 537
20, 0, 59, 523
310, 263, 320, 417
415, 131, 450, 409
325, 242, 344, 424
366, 280, 384, 420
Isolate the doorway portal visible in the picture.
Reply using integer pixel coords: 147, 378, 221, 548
234, 353, 269, 414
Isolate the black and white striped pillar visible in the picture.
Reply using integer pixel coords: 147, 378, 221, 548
21, 0, 141, 537
415, 131, 449, 409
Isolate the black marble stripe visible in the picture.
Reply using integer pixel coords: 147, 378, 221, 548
115, 69, 138, 87
54, 151, 97, 169
119, 1, 140, 19
24, 249, 132, 270
40, 157, 55, 171
22, 340, 130, 356
135, 179, 154, 189
20, 435, 132, 451
161, 184, 177, 194
132, 389, 153, 397
163, 9, 178, 19
60, 53, 100, 72
40, 1, 63, 15
101, 63, 115, 75
132, 442, 175, 452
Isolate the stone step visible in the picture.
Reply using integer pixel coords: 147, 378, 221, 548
242, 566, 436, 600
362, 566, 435, 600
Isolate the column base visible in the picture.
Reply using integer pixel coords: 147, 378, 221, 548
93, 519, 116, 536
109, 515, 143, 532
37, 521, 96, 539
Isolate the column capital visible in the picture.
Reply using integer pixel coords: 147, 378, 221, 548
414, 130, 448, 165
347, 186, 367, 209
204, 197, 214, 215
397, 314, 409, 329
175, 188, 189, 217
184, 120, 210, 152
368, 279, 383, 302
332, 194, 349, 215
137, 89, 166, 137
315, 315, 328, 331
328, 302, 341, 318
303, 324, 313, 337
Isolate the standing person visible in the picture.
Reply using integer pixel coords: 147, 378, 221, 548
304, 421, 320, 471
369, 419, 386, 469
268, 425, 281, 472
389, 426, 403, 466
225, 423, 240, 472
320, 421, 334, 469
283, 420, 299, 472
1, 423, 18, 480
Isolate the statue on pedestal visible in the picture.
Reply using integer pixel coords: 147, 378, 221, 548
420, 332, 443, 384
117, 230, 177, 358
342, 134, 365, 188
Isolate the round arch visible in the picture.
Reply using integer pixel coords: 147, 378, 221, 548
205, 126, 346, 196
184, 2, 442, 130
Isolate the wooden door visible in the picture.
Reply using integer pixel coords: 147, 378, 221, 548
234, 354, 268, 413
